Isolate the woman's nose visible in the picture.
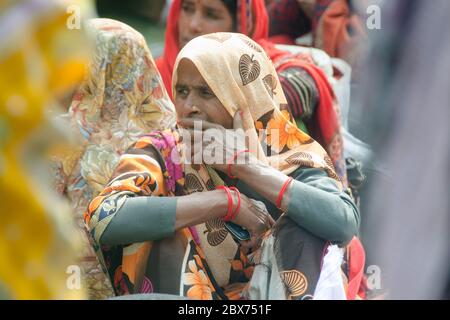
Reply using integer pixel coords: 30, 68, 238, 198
189, 11, 203, 35
185, 104, 201, 119
178, 98, 201, 119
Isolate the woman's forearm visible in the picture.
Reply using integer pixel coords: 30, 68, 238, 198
100, 191, 230, 245
232, 157, 292, 210
174, 190, 230, 229
231, 160, 360, 243
286, 181, 359, 243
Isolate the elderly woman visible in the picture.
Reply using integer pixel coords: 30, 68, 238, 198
54, 18, 176, 299
85, 33, 361, 300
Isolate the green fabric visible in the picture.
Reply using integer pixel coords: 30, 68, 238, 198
101, 167, 359, 245
296, 119, 309, 134
235, 167, 359, 244
100, 165, 224, 246
100, 196, 177, 245
287, 168, 360, 243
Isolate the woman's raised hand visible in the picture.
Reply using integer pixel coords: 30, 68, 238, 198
231, 193, 275, 250
177, 111, 253, 174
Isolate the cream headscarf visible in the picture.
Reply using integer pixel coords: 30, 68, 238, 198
173, 32, 340, 182
64, 18, 176, 194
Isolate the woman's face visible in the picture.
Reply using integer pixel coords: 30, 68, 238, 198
178, 0, 234, 49
174, 58, 233, 129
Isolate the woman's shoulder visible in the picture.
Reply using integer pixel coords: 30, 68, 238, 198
290, 166, 343, 192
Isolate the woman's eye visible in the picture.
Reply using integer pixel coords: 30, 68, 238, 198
181, 4, 194, 14
177, 87, 189, 97
205, 9, 219, 20
201, 88, 214, 98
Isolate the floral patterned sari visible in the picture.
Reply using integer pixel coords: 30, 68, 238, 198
54, 18, 176, 299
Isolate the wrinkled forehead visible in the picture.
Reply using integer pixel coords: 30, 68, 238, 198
175, 57, 211, 86
174, 34, 245, 76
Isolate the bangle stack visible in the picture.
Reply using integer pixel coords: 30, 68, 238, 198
216, 186, 241, 221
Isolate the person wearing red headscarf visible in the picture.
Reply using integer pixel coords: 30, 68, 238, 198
156, 0, 346, 184
267, 0, 368, 79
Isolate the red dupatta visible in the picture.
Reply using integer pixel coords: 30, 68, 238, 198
156, 0, 268, 98
155, 0, 181, 98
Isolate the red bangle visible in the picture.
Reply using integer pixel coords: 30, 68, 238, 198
228, 187, 241, 221
216, 186, 233, 221
276, 177, 293, 210
227, 150, 250, 179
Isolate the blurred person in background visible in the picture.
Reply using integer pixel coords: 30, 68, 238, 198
96, 0, 167, 23
267, 0, 369, 80
55, 17, 176, 299
0, 0, 94, 299
360, 0, 449, 299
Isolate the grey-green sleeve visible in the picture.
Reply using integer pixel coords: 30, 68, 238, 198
286, 168, 360, 244
99, 196, 177, 245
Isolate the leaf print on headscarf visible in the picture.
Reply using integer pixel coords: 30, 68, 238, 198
239, 54, 261, 86
285, 152, 315, 168
204, 218, 229, 246
263, 74, 277, 98
185, 173, 204, 193
279, 270, 308, 299
323, 155, 340, 182
240, 35, 263, 53
111, 110, 146, 152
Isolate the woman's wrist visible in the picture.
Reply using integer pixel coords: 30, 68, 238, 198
229, 152, 259, 178
210, 189, 239, 219
228, 157, 295, 208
